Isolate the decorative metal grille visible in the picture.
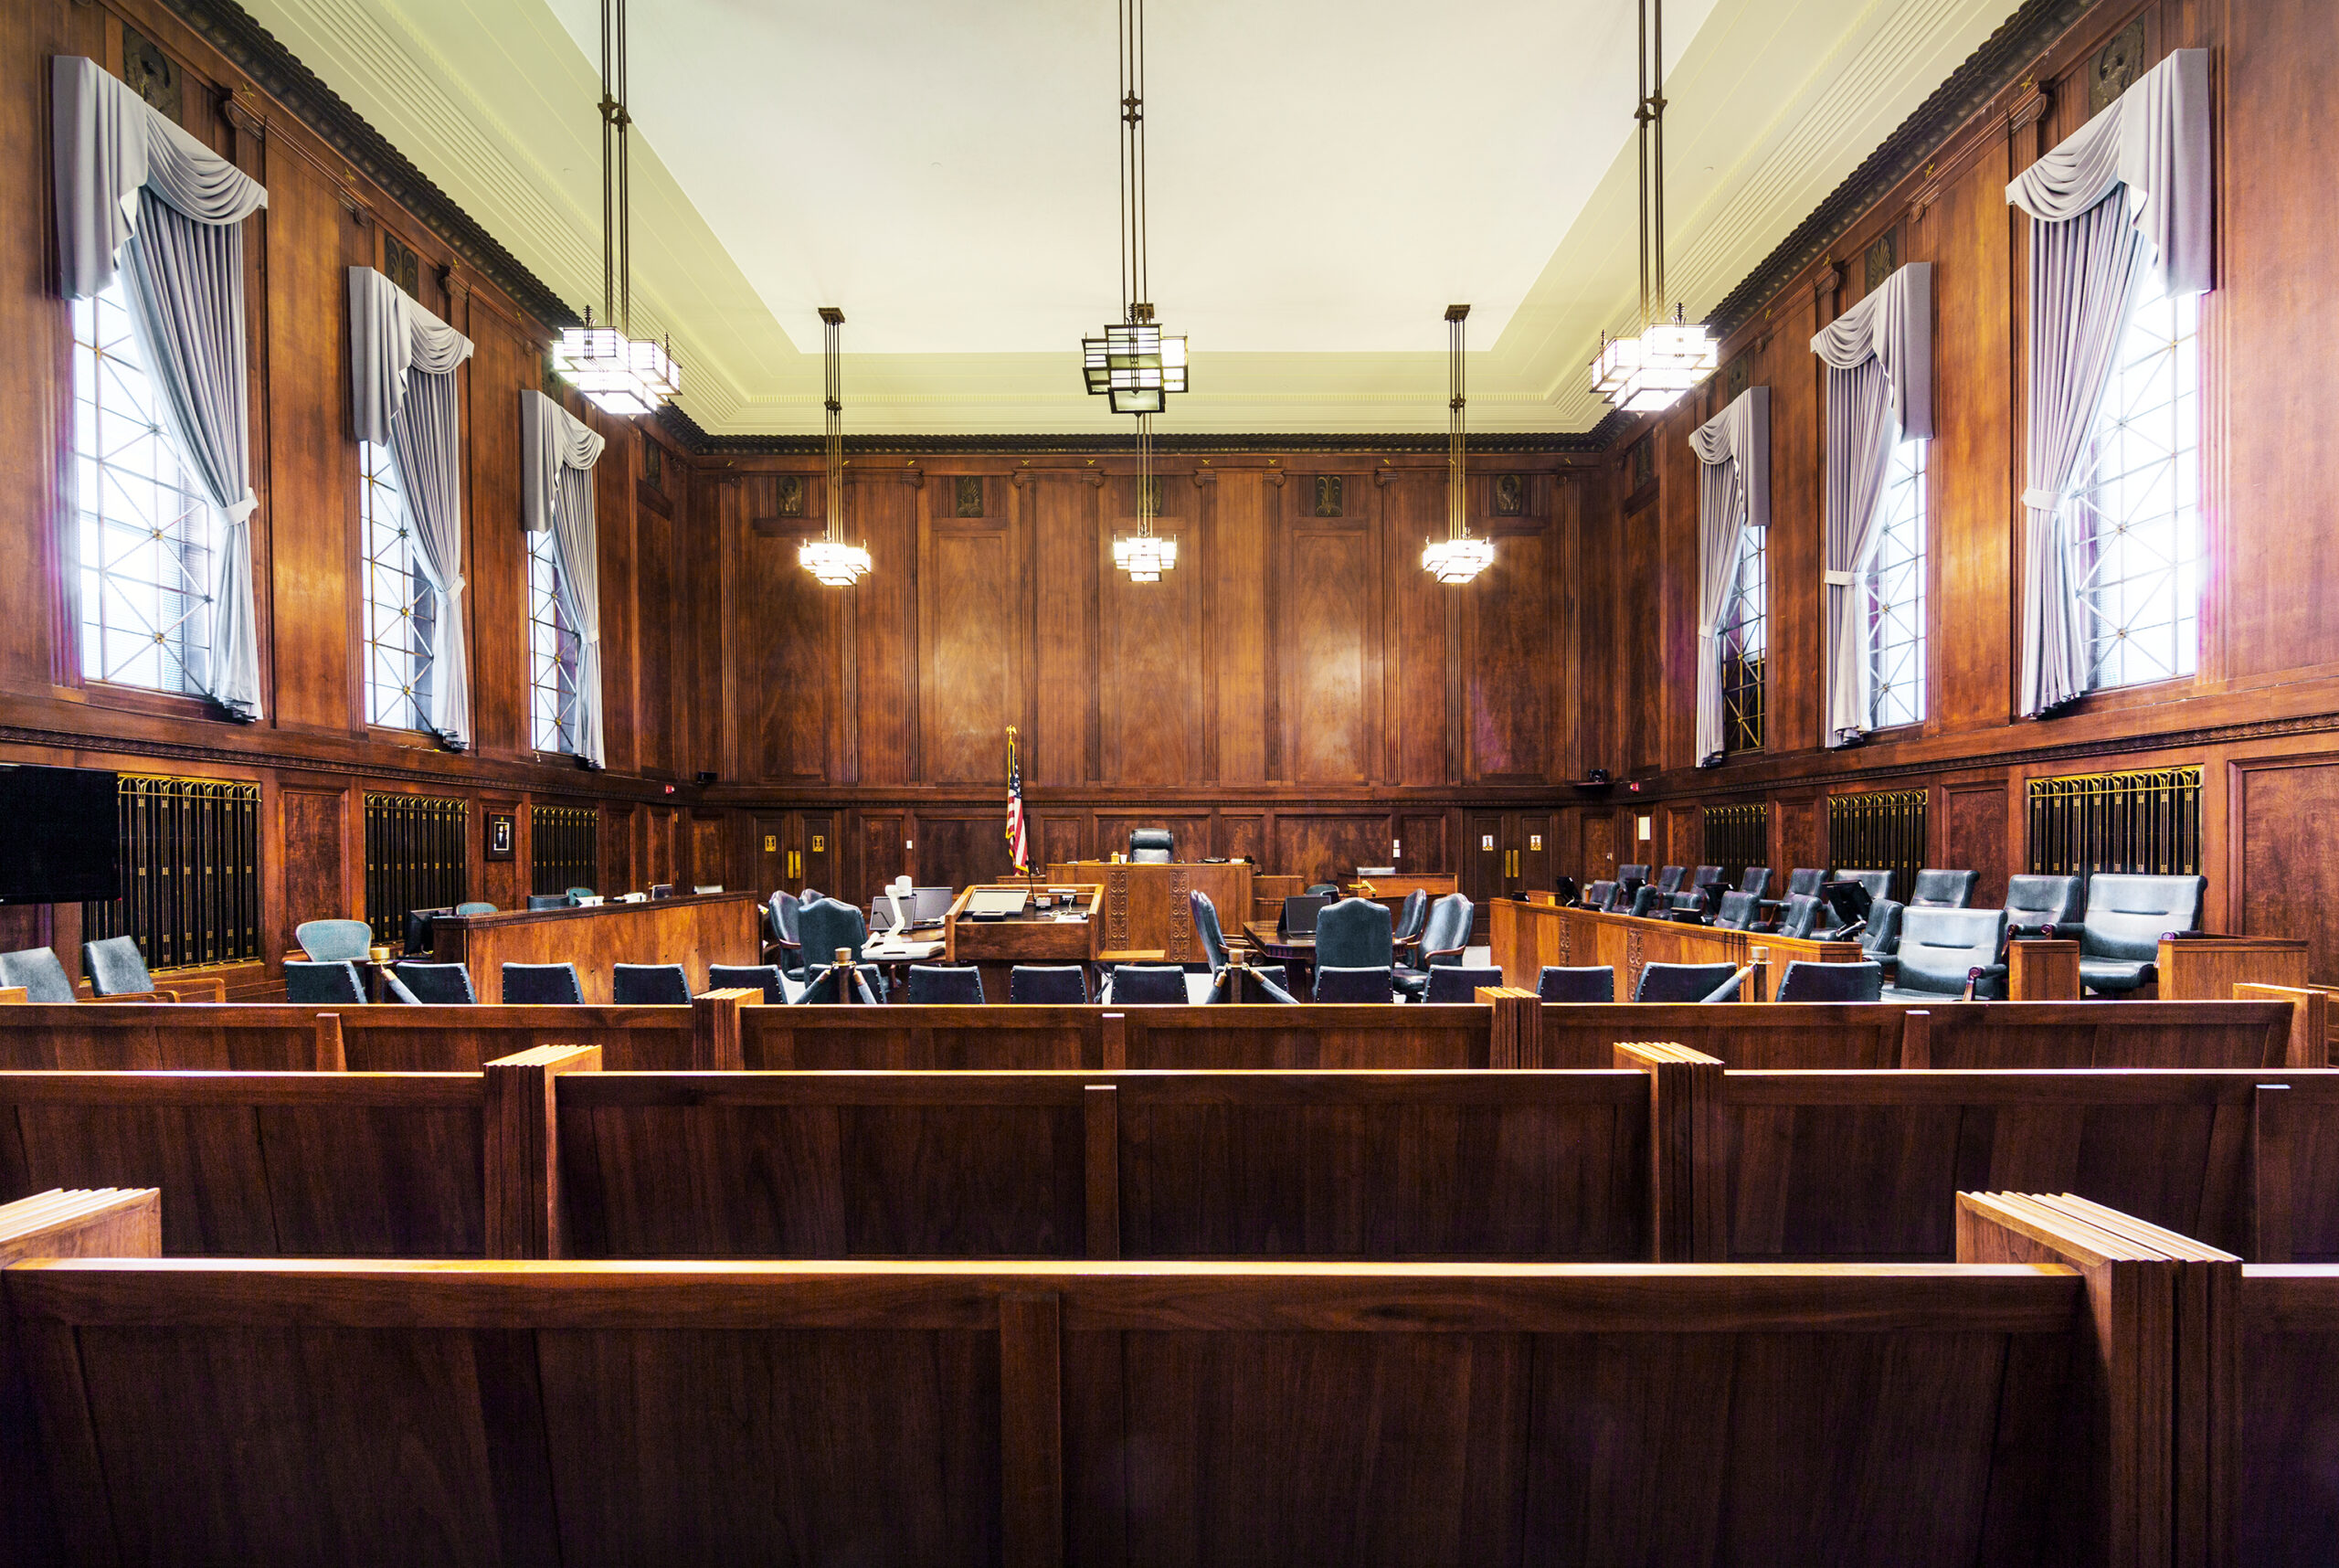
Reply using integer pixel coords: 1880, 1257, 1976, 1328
362, 440, 436, 732
1867, 440, 1927, 729
80, 776, 260, 971
363, 793, 467, 944
528, 526, 583, 753
531, 804, 598, 896
1721, 524, 1765, 753
1826, 789, 1929, 904
2075, 291, 2200, 693
2027, 767, 2201, 879
71, 282, 214, 696
1702, 802, 1769, 884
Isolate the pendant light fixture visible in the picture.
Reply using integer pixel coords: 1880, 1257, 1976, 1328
1591, 0, 1716, 414
1110, 413, 1177, 582
1082, 0, 1186, 416
1423, 305, 1494, 586
799, 308, 872, 588
551, 0, 681, 418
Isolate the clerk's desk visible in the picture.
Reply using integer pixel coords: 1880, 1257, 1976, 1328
1045, 860, 1254, 964
945, 884, 1104, 1002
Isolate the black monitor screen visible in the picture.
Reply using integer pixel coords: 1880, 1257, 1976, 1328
1281, 895, 1333, 937
0, 767, 119, 905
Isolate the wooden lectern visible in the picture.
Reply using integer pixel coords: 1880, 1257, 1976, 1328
1046, 861, 1254, 963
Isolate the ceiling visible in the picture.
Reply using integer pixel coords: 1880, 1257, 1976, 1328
238, 0, 2025, 436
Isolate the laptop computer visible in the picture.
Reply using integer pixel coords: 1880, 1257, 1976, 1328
1279, 895, 1334, 938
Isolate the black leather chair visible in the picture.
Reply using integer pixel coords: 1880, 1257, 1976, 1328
1622, 885, 1662, 919
2067, 874, 2207, 995
1775, 960, 1885, 1001
0, 948, 76, 1002
284, 960, 366, 1004
1909, 869, 1980, 908
612, 963, 692, 1006
1783, 868, 1826, 899
1736, 866, 1773, 901
1314, 966, 1397, 1003
1774, 894, 1823, 940
1688, 864, 1724, 894
1106, 964, 1186, 1004
525, 894, 571, 911
391, 961, 478, 1004
1616, 863, 1650, 893
503, 963, 585, 1005
454, 902, 496, 916
1880, 908, 2009, 1001
1314, 897, 1393, 969
81, 937, 161, 1000
766, 891, 807, 978
1008, 966, 1086, 1004
1305, 883, 1340, 897
1634, 962, 1745, 1002
1581, 880, 1618, 912
906, 964, 986, 1004
1653, 866, 1687, 896
799, 895, 886, 1001
1128, 829, 1174, 864
2004, 874, 2084, 938
1423, 965, 1503, 1003
709, 964, 790, 1004
1860, 899, 1905, 963
1550, 877, 1580, 907
1391, 889, 1429, 952
1835, 869, 1895, 904
1394, 894, 1472, 1001
1537, 965, 1616, 1001
1712, 891, 1762, 931
1190, 890, 1232, 975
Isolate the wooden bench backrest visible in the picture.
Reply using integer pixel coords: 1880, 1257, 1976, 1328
6, 1255, 2119, 1567
1116, 1004, 1492, 1069
743, 1005, 1103, 1069
1540, 1001, 1907, 1067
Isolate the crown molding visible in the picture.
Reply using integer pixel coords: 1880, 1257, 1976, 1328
162, 0, 579, 334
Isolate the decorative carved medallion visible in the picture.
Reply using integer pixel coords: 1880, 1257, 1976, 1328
122, 27, 180, 122
1863, 228, 1899, 293
383, 232, 421, 299
1627, 438, 1656, 494
1493, 474, 1525, 516
1137, 474, 1163, 516
642, 440, 663, 492
2090, 18, 2145, 115
774, 475, 807, 517
1725, 355, 1752, 403
954, 476, 984, 517
1312, 475, 1344, 517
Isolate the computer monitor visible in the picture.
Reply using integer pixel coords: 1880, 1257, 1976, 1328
403, 906, 452, 957
1815, 879, 1875, 940
909, 885, 956, 924
967, 888, 1030, 918
1280, 895, 1333, 938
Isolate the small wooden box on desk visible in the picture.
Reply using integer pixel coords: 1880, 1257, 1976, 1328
433, 894, 760, 1004
946, 885, 1104, 1003
1046, 860, 1252, 964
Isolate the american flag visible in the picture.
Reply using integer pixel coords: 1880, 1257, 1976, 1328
1004, 726, 1028, 873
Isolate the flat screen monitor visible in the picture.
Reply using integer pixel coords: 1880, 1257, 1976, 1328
404, 906, 453, 957
967, 888, 1029, 918
868, 900, 897, 932
1815, 879, 1875, 940
910, 885, 956, 923
1280, 895, 1333, 937
0, 767, 119, 905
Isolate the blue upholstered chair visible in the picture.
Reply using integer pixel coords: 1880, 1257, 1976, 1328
1861, 899, 1905, 963
284, 960, 367, 1004
1314, 966, 1397, 1003
1774, 894, 1823, 940
2003, 874, 2083, 938
1105, 965, 1187, 1005
1908, 869, 1978, 908
1128, 829, 1175, 863
613, 964, 692, 1006
1835, 869, 1895, 904
1653, 866, 1687, 896
906, 965, 986, 1004
1775, 960, 1885, 1002
453, 902, 496, 916
1190, 890, 1231, 975
798, 896, 885, 1001
391, 962, 478, 1005
1623, 885, 1663, 919
1537, 965, 1615, 1001
1712, 891, 1762, 931
294, 919, 373, 962
1616, 864, 1650, 893
1314, 897, 1392, 968
765, 891, 806, 979
709, 964, 792, 1004
0, 948, 76, 1003
1783, 868, 1826, 899
1633, 961, 1744, 1003
1736, 866, 1773, 901
1392, 889, 1429, 951
81, 937, 160, 999
503, 963, 585, 1005
1881, 908, 2009, 1001
1424, 965, 1504, 1003
1010, 966, 1088, 1004
525, 894, 571, 911
1394, 894, 1473, 1001
566, 886, 596, 902
2069, 874, 2207, 995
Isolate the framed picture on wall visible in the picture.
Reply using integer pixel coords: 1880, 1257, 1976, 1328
485, 811, 515, 862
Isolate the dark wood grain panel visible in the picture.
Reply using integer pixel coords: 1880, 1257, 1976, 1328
1099, 473, 1200, 785
1464, 519, 1552, 782
279, 785, 349, 938
2238, 760, 2339, 985
852, 475, 918, 784
1942, 780, 2011, 909
1030, 477, 1095, 787
1210, 471, 1269, 782
1382, 473, 1453, 785
920, 524, 1016, 783
1281, 524, 1377, 783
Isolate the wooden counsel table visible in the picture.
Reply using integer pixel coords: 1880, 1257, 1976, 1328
430, 893, 760, 1004
945, 884, 1104, 1002
1047, 860, 1253, 964
1489, 896, 1863, 1002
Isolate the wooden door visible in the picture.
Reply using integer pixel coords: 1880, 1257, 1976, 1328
1511, 813, 1556, 895
753, 815, 789, 896
1582, 815, 1619, 883
1462, 812, 1507, 912
797, 812, 837, 901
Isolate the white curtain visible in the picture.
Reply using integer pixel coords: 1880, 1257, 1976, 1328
54, 56, 269, 720
2006, 48, 2211, 715
349, 268, 475, 748
1810, 262, 1932, 746
521, 389, 606, 768
1690, 387, 1769, 767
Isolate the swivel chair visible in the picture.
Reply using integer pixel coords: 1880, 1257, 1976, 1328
1393, 894, 1472, 1001
1128, 829, 1174, 864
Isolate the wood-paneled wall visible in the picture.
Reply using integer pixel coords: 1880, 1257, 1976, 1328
1566, 0, 2339, 983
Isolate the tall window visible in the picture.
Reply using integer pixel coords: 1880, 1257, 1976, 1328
1721, 525, 1766, 753
1866, 439, 1928, 728
71, 281, 214, 694
528, 527, 581, 754
2074, 291, 2200, 691
361, 442, 436, 730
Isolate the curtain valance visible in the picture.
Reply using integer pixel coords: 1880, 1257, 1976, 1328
1693, 387, 1769, 767
521, 390, 606, 768
1809, 261, 1932, 442
522, 387, 606, 533
53, 55, 267, 300
349, 267, 472, 444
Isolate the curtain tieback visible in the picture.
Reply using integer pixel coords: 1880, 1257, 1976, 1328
225, 491, 258, 525
444, 575, 466, 598
2021, 485, 2070, 513
1824, 570, 1858, 587
1697, 623, 1720, 640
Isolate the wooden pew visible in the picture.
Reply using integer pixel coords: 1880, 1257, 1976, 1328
743, 1004, 1102, 1069
1617, 1044, 2335, 1264
551, 1067, 1652, 1262
1114, 1003, 1496, 1069
5, 1249, 2150, 1565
